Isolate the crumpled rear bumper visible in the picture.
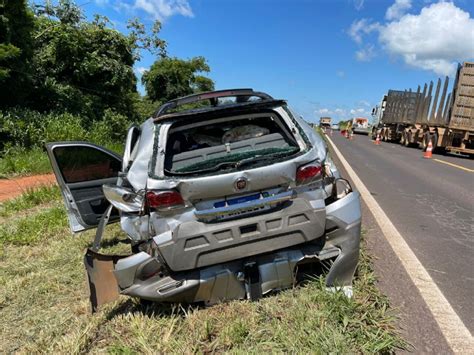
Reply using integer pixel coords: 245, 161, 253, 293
83, 188, 361, 311
113, 190, 361, 304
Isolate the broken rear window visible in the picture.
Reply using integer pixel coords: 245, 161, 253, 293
162, 113, 300, 176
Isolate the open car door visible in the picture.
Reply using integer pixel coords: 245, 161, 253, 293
45, 142, 122, 233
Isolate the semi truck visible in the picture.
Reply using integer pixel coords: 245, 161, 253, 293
371, 62, 474, 156
319, 116, 332, 128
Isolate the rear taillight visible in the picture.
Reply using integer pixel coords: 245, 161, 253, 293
296, 165, 322, 185
146, 190, 184, 210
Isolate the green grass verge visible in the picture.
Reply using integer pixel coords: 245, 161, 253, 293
0, 185, 61, 217
0, 202, 407, 353
0, 147, 52, 177
0, 143, 124, 178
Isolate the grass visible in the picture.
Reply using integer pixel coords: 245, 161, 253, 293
0, 142, 124, 178
0, 147, 52, 177
0, 193, 407, 353
0, 185, 61, 217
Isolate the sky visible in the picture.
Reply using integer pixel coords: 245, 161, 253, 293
76, 0, 473, 122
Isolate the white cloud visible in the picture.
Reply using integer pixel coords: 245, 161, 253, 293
134, 0, 193, 20
350, 108, 369, 115
116, 0, 194, 21
95, 0, 109, 6
353, 0, 364, 11
348, 1, 474, 76
358, 100, 371, 107
317, 108, 331, 115
385, 0, 412, 20
336, 70, 345, 78
134, 66, 148, 76
355, 44, 376, 61
348, 19, 381, 44
313, 105, 370, 122
379, 2, 474, 76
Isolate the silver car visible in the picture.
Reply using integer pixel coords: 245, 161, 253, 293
46, 89, 361, 311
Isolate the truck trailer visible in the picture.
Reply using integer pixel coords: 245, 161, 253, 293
371, 62, 474, 156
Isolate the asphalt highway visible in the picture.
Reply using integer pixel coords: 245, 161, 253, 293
328, 131, 474, 345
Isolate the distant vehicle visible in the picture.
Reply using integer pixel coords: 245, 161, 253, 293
331, 124, 339, 131
319, 116, 332, 128
352, 117, 371, 135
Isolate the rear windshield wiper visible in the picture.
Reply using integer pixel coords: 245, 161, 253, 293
166, 148, 299, 176
235, 150, 298, 168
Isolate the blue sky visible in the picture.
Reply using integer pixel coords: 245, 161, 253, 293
78, 0, 473, 122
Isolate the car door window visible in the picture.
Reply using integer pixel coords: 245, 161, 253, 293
54, 146, 122, 183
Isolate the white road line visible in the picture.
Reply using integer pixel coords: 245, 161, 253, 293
326, 136, 473, 353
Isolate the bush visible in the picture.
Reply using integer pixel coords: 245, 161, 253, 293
0, 146, 51, 176
1, 108, 133, 149
42, 113, 88, 143
0, 108, 45, 149
0, 108, 131, 176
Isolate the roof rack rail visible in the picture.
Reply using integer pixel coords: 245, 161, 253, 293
155, 88, 273, 117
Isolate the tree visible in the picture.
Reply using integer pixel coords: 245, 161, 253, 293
28, 2, 136, 120
0, 0, 34, 107
23, 0, 166, 121
142, 56, 215, 103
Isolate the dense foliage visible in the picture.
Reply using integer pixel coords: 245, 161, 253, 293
0, 0, 35, 106
0, 0, 214, 175
142, 56, 215, 103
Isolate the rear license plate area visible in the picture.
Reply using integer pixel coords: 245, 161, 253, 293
214, 193, 261, 208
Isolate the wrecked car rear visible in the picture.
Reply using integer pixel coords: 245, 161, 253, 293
46, 89, 361, 311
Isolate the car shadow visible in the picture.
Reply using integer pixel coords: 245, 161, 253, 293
105, 298, 204, 321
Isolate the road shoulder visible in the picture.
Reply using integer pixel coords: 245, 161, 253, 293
327, 136, 453, 353
0, 174, 55, 202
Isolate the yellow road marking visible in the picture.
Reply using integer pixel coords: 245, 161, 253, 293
433, 159, 474, 173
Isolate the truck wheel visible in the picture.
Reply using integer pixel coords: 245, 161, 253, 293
404, 131, 412, 147
431, 133, 438, 153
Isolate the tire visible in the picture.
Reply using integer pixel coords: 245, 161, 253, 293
404, 131, 412, 147
431, 132, 438, 153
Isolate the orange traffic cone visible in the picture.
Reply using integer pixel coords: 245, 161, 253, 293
375, 134, 381, 145
424, 140, 433, 159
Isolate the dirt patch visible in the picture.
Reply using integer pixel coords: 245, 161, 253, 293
0, 174, 56, 202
